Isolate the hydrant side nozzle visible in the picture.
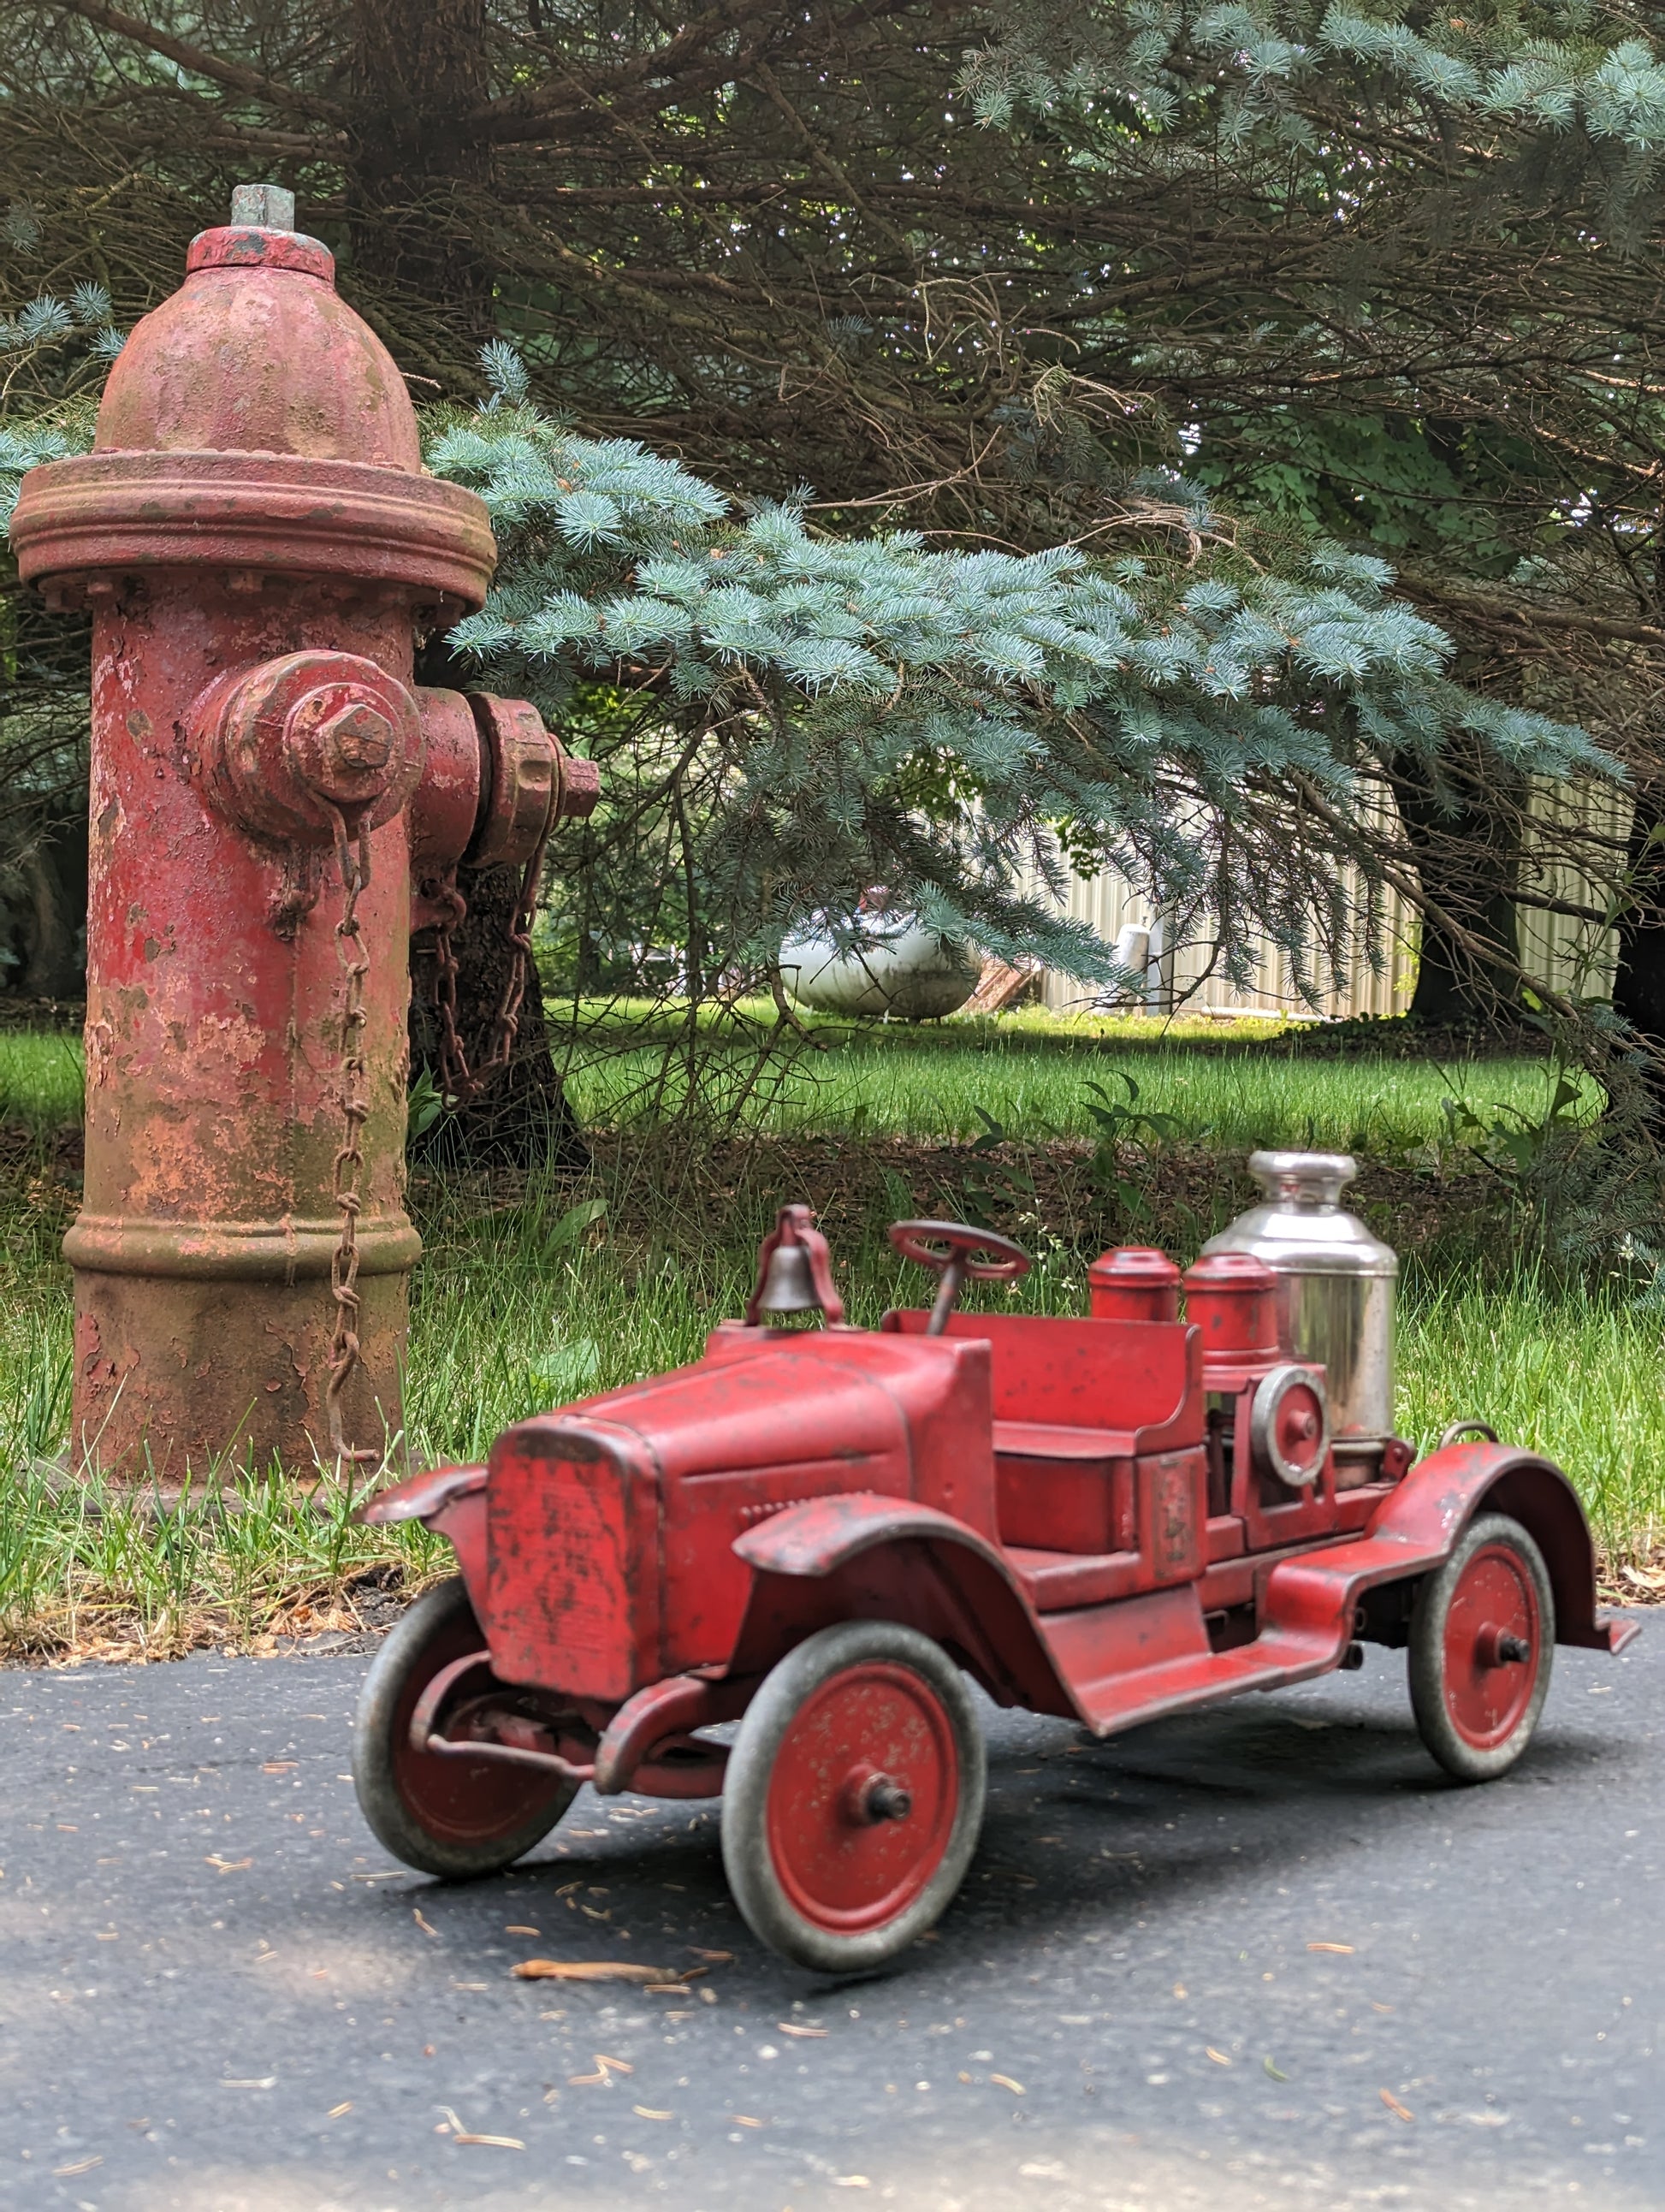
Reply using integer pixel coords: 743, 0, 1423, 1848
459, 694, 601, 868
410, 688, 487, 883
463, 694, 556, 869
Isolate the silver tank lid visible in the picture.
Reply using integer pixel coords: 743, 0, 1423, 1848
1201, 1151, 1398, 1279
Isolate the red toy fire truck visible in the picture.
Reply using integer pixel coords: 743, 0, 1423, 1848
354, 1153, 1634, 1972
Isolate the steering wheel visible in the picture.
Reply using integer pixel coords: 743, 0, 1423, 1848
887, 1219, 1031, 1336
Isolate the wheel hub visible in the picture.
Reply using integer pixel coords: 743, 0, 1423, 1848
845, 1768, 913, 1824
1475, 1624, 1532, 1668
1443, 1543, 1543, 1750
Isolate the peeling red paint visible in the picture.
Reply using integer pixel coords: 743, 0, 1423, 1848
11, 200, 587, 1478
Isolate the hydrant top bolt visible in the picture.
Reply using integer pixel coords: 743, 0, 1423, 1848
321, 702, 394, 774
229, 182, 296, 231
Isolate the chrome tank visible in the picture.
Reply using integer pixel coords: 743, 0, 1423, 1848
1200, 1152, 1397, 1480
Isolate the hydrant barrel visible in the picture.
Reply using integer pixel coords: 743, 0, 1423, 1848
10, 194, 500, 1476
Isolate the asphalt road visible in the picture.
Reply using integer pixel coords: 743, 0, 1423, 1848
0, 1616, 1658, 2212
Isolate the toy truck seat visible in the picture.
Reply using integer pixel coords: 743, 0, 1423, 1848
880, 1309, 1206, 1587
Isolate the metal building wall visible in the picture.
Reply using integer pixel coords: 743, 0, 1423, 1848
1024, 780, 1624, 1019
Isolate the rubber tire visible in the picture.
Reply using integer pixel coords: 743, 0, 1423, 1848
721, 1620, 987, 1975
1409, 1513, 1555, 1784
352, 1576, 576, 1878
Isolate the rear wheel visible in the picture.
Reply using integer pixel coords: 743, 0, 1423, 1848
353, 1577, 576, 1878
1409, 1514, 1554, 1783
721, 1621, 987, 1974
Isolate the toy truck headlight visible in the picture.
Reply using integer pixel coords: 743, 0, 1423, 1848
483, 1417, 661, 1704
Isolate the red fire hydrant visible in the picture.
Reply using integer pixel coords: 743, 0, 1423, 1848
10, 184, 596, 1478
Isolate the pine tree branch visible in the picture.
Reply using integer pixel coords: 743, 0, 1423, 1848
1397, 572, 1665, 651
198, 128, 341, 157
50, 0, 350, 131
747, 61, 918, 268
459, 0, 791, 146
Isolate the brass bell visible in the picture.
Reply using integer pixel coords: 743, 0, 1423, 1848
756, 1238, 821, 1315
743, 1201, 845, 1328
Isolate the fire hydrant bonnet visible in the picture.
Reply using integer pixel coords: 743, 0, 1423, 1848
11, 208, 494, 613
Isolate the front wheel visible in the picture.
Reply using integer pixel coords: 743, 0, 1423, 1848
1409, 1513, 1555, 1783
352, 1576, 576, 1878
721, 1621, 987, 1974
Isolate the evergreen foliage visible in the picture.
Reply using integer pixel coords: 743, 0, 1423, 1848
964, 3, 1665, 149
429, 353, 1608, 989
0, 283, 118, 526
2, 0, 1662, 1040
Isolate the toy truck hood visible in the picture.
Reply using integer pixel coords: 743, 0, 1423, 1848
516, 1324, 992, 1510
480, 1326, 1000, 1701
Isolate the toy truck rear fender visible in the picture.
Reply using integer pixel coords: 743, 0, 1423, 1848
1257, 1441, 1634, 1659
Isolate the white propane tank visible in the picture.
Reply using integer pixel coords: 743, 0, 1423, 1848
780, 898, 981, 1021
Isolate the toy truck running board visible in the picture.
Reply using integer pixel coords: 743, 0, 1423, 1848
733, 1443, 1636, 1742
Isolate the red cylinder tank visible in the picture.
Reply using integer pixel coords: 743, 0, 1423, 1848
1182, 1251, 1281, 1374
1087, 1247, 1182, 1322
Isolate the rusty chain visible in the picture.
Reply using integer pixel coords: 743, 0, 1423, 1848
425, 807, 554, 1105
323, 802, 379, 1470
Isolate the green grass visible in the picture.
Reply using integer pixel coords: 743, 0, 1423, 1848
0, 1014, 1650, 1656
0, 1030, 85, 1128
0, 1008, 1579, 1154
553, 1000, 1574, 1152
1399, 1277, 1665, 1564
563, 1035, 1548, 1150
0, 1457, 448, 1660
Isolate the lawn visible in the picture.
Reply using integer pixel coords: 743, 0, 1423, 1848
0, 1006, 1577, 1151
0, 1009, 1655, 1658
549, 999, 1579, 1153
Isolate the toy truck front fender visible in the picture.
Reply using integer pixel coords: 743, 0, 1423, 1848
358, 1464, 489, 1613
729, 1495, 1072, 1715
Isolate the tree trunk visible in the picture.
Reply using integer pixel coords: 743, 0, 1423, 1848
346, 15, 590, 1168
1612, 773, 1665, 1109
1384, 746, 1526, 1029
409, 857, 589, 1169
347, 0, 495, 345
20, 809, 87, 999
